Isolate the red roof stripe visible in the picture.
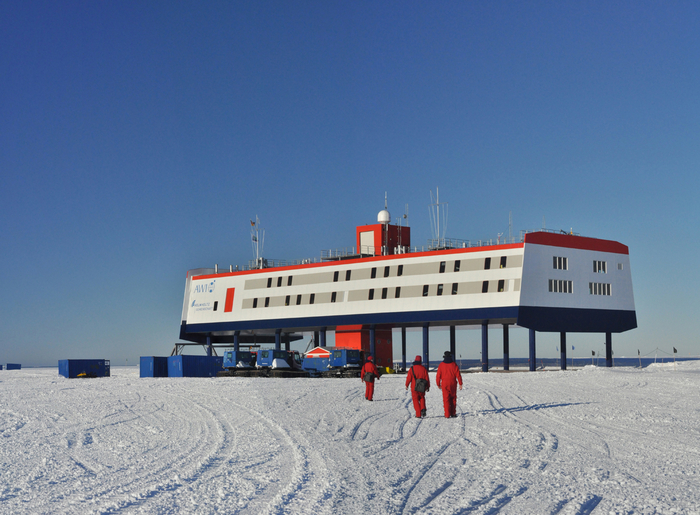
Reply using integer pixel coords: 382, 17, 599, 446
190, 242, 525, 281
523, 232, 629, 254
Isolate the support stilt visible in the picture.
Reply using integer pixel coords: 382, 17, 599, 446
422, 323, 429, 368
401, 327, 407, 372
482, 322, 489, 372
560, 332, 567, 370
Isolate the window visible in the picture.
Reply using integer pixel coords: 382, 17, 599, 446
482, 281, 489, 293
371, 267, 377, 279
287, 276, 293, 286
265, 297, 270, 307
618, 263, 624, 271
381, 287, 388, 299
277, 277, 282, 287
346, 270, 352, 281
484, 257, 491, 270
384, 266, 390, 278
439, 261, 446, 273
213, 301, 218, 311
594, 260, 607, 273
310, 293, 315, 304
549, 279, 573, 293
395, 287, 401, 298
589, 282, 612, 296
437, 284, 444, 296
422, 285, 429, 297
285, 295, 290, 306
331, 292, 337, 303
452, 283, 458, 295
397, 264, 403, 276
368, 289, 374, 300
500, 256, 507, 269
333, 271, 339, 282
253, 298, 258, 308
296, 294, 302, 306
553, 256, 568, 270
454, 260, 460, 272
267, 278, 272, 288
498, 280, 505, 292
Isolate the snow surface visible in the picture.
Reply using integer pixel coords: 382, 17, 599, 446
2, 363, 700, 514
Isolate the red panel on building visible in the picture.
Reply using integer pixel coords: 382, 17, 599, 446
224, 288, 235, 312
336, 325, 393, 368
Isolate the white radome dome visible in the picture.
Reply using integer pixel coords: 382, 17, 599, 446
378, 209, 391, 224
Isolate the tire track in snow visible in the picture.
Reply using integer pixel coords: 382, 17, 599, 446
207, 387, 334, 515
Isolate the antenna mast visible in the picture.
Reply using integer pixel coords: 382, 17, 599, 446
429, 188, 448, 248
250, 216, 265, 268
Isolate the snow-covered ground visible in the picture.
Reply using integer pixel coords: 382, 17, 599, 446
2, 363, 700, 514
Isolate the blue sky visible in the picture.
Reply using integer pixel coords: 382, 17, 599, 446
2, 1, 698, 366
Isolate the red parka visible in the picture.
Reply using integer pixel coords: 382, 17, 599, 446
360, 359, 380, 401
436, 361, 462, 390
405, 364, 430, 391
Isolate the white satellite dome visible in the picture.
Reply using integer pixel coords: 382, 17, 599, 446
378, 209, 391, 224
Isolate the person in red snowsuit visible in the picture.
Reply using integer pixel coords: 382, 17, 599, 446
405, 355, 430, 418
436, 351, 463, 418
360, 355, 380, 401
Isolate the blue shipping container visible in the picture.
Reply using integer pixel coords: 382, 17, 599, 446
167, 355, 223, 377
140, 356, 168, 377
6, 363, 21, 370
58, 359, 111, 378
140, 356, 169, 377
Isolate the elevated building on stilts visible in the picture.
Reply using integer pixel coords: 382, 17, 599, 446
179, 203, 636, 371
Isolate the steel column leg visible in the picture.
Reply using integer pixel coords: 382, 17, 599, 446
234, 331, 240, 353
529, 329, 536, 371
422, 323, 429, 368
275, 329, 281, 351
370, 325, 376, 359
482, 322, 489, 372
503, 324, 510, 371
560, 332, 567, 370
606, 332, 613, 367
320, 327, 327, 348
401, 327, 407, 372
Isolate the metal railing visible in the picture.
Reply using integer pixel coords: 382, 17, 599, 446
190, 228, 583, 275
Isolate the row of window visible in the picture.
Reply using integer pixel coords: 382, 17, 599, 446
549, 279, 573, 294
590, 282, 612, 296
548, 279, 613, 295
263, 256, 512, 289
553, 257, 617, 274
246, 279, 511, 309
553, 256, 568, 270
594, 260, 607, 274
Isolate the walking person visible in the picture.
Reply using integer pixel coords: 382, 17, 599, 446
436, 351, 463, 418
405, 355, 430, 418
360, 355, 380, 401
